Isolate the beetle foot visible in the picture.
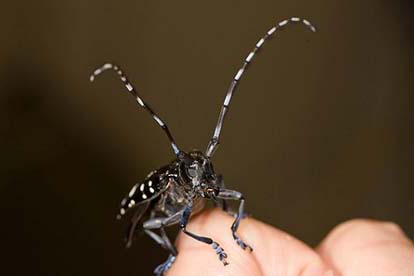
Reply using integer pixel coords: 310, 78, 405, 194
212, 242, 229, 265
233, 232, 253, 252
154, 254, 176, 276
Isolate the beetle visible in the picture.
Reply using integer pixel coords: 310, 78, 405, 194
90, 17, 315, 275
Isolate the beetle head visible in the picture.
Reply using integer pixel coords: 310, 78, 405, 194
181, 150, 217, 190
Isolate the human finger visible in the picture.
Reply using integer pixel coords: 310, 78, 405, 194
317, 219, 414, 276
168, 208, 333, 276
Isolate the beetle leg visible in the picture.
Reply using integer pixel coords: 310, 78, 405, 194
179, 203, 229, 265
152, 254, 176, 276
144, 227, 177, 275
144, 228, 177, 276
213, 175, 232, 214
144, 228, 177, 256
143, 212, 181, 275
216, 189, 253, 252
124, 201, 150, 248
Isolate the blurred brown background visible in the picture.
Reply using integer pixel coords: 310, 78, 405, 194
0, 0, 412, 275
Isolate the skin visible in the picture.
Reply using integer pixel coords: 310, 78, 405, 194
166, 209, 414, 276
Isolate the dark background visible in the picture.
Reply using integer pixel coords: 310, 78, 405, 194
1, 0, 412, 275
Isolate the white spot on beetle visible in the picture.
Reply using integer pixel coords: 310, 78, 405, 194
129, 184, 138, 197
234, 69, 244, 81
246, 52, 255, 62
172, 143, 180, 155
128, 199, 136, 208
224, 92, 232, 106
136, 97, 144, 106
153, 115, 164, 126
267, 27, 276, 35
256, 38, 265, 48
279, 19, 288, 27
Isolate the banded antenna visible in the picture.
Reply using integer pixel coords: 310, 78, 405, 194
90, 63, 182, 157
205, 17, 316, 157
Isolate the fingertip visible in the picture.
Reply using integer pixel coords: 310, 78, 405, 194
317, 218, 412, 254
317, 219, 414, 275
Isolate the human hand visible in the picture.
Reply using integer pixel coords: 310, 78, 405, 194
167, 209, 414, 275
